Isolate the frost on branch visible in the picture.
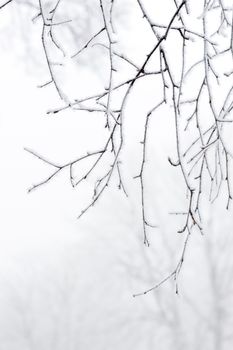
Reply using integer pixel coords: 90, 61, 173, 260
6, 0, 233, 294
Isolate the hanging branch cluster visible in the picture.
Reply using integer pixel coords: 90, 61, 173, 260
5, 0, 233, 293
